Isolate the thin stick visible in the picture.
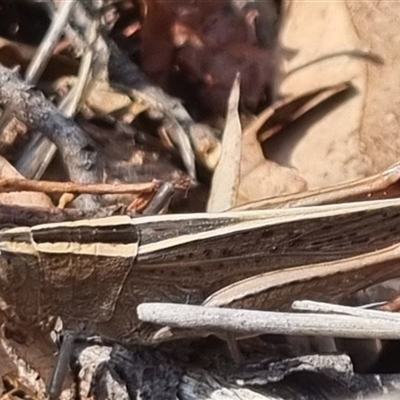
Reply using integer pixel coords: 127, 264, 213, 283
292, 300, 400, 321
137, 303, 400, 339
142, 182, 174, 215
0, 178, 158, 195
25, 1, 76, 85
27, 16, 100, 180
0, 66, 101, 191
60, 17, 98, 117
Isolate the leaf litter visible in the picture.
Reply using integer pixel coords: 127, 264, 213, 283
1, 0, 400, 399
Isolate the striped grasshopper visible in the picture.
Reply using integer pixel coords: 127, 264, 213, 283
1, 198, 400, 344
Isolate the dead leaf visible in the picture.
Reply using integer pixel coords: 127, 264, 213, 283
188, 123, 221, 171
53, 75, 149, 122
258, 82, 351, 142
235, 83, 355, 206
237, 162, 307, 206
237, 103, 307, 206
346, 2, 400, 173
273, 0, 400, 190
0, 157, 53, 208
207, 76, 241, 212
233, 160, 400, 210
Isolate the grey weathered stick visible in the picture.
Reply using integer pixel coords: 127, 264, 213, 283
77, 344, 400, 400
25, 1, 76, 85
15, 132, 56, 180
18, 1, 105, 181
0, 66, 101, 207
43, 1, 85, 57
137, 303, 400, 339
143, 182, 174, 215
292, 300, 400, 321
108, 43, 199, 180
13, 0, 78, 180
59, 19, 98, 117
20, 14, 100, 180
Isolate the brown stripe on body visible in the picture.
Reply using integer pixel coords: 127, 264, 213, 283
0, 226, 36, 255
30, 217, 139, 258
0, 228, 32, 243
32, 224, 138, 244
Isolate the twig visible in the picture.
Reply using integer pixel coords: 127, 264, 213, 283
59, 12, 98, 116
137, 303, 400, 339
291, 300, 400, 321
24, 1, 76, 85
142, 182, 175, 215
44, 1, 86, 57
22, 18, 100, 180
17, 2, 102, 180
0, 178, 158, 195
0, 66, 101, 187
15, 131, 56, 180
108, 43, 199, 180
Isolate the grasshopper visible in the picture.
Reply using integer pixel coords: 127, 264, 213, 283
1, 198, 400, 344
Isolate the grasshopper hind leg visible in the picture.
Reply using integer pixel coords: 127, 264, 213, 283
47, 325, 108, 399
48, 329, 76, 400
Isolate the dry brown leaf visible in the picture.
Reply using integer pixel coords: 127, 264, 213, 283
207, 76, 241, 212
272, 1, 400, 190
237, 83, 350, 205
237, 105, 307, 206
258, 82, 351, 142
50, 75, 149, 124
0, 157, 53, 208
188, 123, 221, 171
233, 160, 400, 211
346, 3, 400, 173
236, 83, 352, 206
237, 160, 307, 206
